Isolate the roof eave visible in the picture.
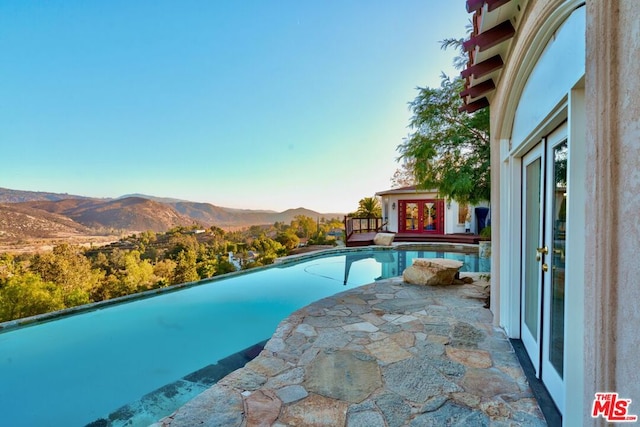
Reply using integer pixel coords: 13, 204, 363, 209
459, 0, 526, 113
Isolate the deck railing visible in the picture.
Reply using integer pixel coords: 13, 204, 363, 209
344, 216, 385, 239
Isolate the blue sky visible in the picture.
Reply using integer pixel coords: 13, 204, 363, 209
1, 1, 470, 213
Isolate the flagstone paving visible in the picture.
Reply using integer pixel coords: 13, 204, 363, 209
154, 275, 546, 426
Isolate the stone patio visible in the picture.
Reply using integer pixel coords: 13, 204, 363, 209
153, 274, 546, 426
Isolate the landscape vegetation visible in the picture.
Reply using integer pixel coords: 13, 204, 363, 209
0, 188, 390, 322
0, 35, 490, 325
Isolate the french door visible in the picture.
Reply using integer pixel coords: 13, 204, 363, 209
521, 123, 567, 413
398, 199, 444, 234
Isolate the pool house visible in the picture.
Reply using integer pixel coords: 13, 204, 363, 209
345, 186, 489, 246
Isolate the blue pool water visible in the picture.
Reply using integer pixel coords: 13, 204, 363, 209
0, 247, 486, 426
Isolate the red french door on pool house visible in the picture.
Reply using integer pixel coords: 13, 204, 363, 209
398, 199, 445, 234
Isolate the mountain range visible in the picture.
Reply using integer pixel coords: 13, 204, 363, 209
0, 187, 345, 242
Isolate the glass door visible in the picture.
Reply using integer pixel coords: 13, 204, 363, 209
403, 202, 419, 231
422, 202, 436, 231
521, 144, 545, 376
399, 200, 444, 234
520, 123, 568, 415
541, 126, 567, 413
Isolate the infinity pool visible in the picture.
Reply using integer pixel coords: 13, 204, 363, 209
0, 247, 487, 426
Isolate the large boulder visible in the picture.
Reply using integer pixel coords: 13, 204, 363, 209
402, 258, 464, 286
373, 232, 395, 246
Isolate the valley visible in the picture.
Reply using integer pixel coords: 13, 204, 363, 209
0, 187, 345, 253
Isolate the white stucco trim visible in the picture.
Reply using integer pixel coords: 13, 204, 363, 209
501, 149, 521, 337
511, 6, 586, 144
498, 139, 518, 336
509, 101, 568, 158
492, 4, 586, 423
495, 0, 586, 141
562, 83, 586, 426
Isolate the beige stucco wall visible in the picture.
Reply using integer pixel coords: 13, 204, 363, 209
490, 0, 640, 424
488, 1, 590, 424
584, 1, 640, 425
489, 0, 569, 326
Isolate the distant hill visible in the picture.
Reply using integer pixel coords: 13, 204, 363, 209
20, 197, 195, 233
0, 187, 91, 203
167, 203, 344, 228
117, 193, 191, 204
0, 203, 93, 240
169, 201, 239, 226
118, 193, 276, 214
0, 188, 346, 241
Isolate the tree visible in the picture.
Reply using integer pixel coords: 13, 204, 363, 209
275, 231, 300, 251
172, 249, 199, 284
397, 74, 490, 204
31, 244, 103, 306
325, 217, 344, 230
250, 237, 286, 266
247, 225, 267, 239
0, 273, 65, 322
440, 35, 471, 70
390, 160, 417, 188
291, 215, 317, 238
118, 250, 155, 294
196, 246, 219, 279
0, 253, 28, 280
166, 233, 199, 260
208, 226, 226, 249
308, 230, 338, 246
153, 259, 177, 287
215, 257, 237, 275
354, 197, 382, 218
87, 249, 155, 300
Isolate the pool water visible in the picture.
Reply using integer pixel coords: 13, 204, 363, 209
0, 248, 486, 426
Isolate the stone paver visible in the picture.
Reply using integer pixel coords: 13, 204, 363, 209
155, 274, 546, 426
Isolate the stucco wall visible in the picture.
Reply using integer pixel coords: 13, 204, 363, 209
491, 0, 640, 424
584, 1, 640, 424
489, 1, 588, 423
489, 0, 571, 332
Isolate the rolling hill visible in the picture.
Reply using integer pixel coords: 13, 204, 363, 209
0, 203, 93, 240
20, 197, 195, 233
0, 187, 346, 242
0, 187, 90, 203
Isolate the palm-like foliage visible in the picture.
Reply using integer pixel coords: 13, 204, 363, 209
355, 197, 382, 218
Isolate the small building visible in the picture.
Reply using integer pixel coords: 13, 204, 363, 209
345, 186, 488, 247
376, 186, 489, 236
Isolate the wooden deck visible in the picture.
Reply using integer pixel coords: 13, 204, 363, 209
343, 216, 481, 247
346, 232, 481, 247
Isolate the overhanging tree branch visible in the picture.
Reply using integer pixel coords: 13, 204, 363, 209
396, 74, 490, 205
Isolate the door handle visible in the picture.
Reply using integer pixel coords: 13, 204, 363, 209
542, 263, 549, 272
536, 246, 548, 255
553, 248, 565, 261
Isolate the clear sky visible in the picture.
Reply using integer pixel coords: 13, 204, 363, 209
1, 1, 470, 213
